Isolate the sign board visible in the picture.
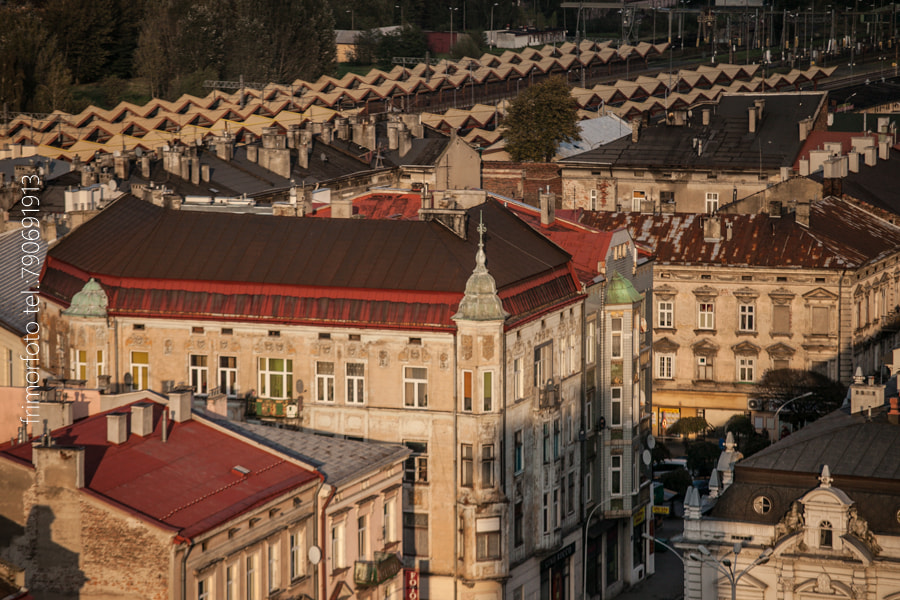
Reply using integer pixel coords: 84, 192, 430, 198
652, 505, 671, 515
632, 506, 646, 526
404, 569, 419, 600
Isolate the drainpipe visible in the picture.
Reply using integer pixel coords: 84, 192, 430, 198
453, 332, 459, 600
320, 482, 336, 600
112, 316, 119, 392
838, 268, 847, 381
310, 472, 325, 600
176, 535, 195, 600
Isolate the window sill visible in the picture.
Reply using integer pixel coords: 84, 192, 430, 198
290, 575, 311, 585
653, 327, 675, 333
693, 329, 717, 335
770, 332, 792, 338
331, 567, 351, 577
735, 330, 758, 337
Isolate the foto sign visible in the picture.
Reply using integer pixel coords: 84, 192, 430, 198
405, 568, 419, 600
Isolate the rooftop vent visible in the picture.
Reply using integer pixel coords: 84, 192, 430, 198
232, 465, 251, 476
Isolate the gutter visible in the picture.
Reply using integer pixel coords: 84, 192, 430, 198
319, 481, 336, 600
175, 534, 194, 600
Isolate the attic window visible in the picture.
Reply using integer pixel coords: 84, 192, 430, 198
752, 496, 771, 514
741, 276, 752, 281
349, 334, 361, 341
268, 330, 281, 337
777, 277, 787, 282
222, 328, 233, 335
133, 324, 145, 331
192, 326, 204, 334
318, 333, 331, 340
701, 275, 711, 280
409, 337, 422, 346
815, 277, 826, 283
228, 527, 239, 539
819, 521, 833, 547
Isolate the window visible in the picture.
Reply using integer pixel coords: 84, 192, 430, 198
73, 350, 88, 380
403, 513, 429, 557
705, 192, 719, 213
611, 455, 622, 496
567, 334, 576, 374
632, 190, 646, 212
586, 399, 593, 431
553, 418, 561, 460
658, 301, 673, 328
773, 357, 789, 371
656, 354, 674, 379
513, 358, 524, 399
611, 387, 623, 426
475, 518, 501, 560
226, 563, 237, 600
96, 350, 105, 379
130, 351, 149, 390
611, 317, 622, 358
543, 422, 551, 463
461, 444, 474, 487
590, 188, 598, 210
316, 361, 334, 403
542, 492, 550, 534
819, 521, 833, 548
514, 430, 524, 474
697, 356, 714, 380
246, 554, 258, 600
268, 542, 280, 592
752, 496, 772, 515
482, 371, 493, 411
190, 355, 208, 395
567, 472, 575, 514
358, 515, 368, 560
514, 501, 524, 546
383, 498, 396, 543
346, 363, 365, 404
660, 190, 675, 204
331, 521, 345, 569
462, 370, 473, 411
534, 342, 553, 387
198, 577, 211, 600
737, 356, 755, 382
290, 530, 305, 580
404, 442, 428, 483
586, 319, 596, 363
404, 367, 428, 407
553, 488, 561, 528
773, 304, 790, 333
585, 471, 592, 503
219, 356, 237, 396
739, 304, 755, 331
258, 358, 292, 399
698, 302, 715, 329
811, 306, 830, 334
481, 444, 495, 488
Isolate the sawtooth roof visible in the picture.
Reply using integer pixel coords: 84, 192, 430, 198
578, 197, 900, 270
40, 195, 580, 330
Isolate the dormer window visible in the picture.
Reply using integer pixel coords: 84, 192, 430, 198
819, 521, 833, 548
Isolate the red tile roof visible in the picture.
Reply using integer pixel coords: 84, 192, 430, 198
0, 402, 319, 539
310, 192, 423, 220
41, 196, 581, 331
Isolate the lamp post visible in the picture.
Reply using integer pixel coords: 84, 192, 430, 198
490, 2, 499, 48
773, 390, 814, 437
396, 4, 404, 26
582, 500, 609, 600
644, 536, 773, 600
346, 9, 354, 31
449, 7, 459, 52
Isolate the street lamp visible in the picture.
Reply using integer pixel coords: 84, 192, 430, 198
449, 7, 459, 51
490, 3, 499, 48
395, 4, 404, 26
346, 9, 354, 31
582, 500, 610, 600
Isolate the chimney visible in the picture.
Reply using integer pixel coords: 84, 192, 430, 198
286, 124, 301, 149
703, 215, 722, 241
387, 122, 399, 151
850, 369, 885, 414
201, 164, 210, 182
190, 157, 200, 185
107, 412, 129, 444
33, 445, 85, 489
754, 98, 765, 120
748, 106, 757, 133
539, 189, 556, 227
848, 151, 860, 173
114, 155, 130, 180
336, 118, 350, 140
41, 219, 57, 243
799, 159, 810, 176
140, 155, 150, 178
725, 221, 733, 241
631, 119, 640, 143
131, 402, 154, 437
321, 122, 334, 145
889, 397, 900, 425
780, 166, 791, 181
168, 389, 193, 423
331, 196, 353, 219
180, 155, 190, 180
865, 145, 877, 167
879, 140, 890, 160
702, 108, 711, 126
298, 142, 309, 169
215, 134, 234, 161
798, 118, 811, 142
398, 124, 412, 157
247, 144, 259, 163
795, 199, 810, 228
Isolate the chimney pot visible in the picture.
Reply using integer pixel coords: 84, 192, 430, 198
748, 106, 757, 133
106, 412, 129, 444
131, 402, 154, 437
540, 191, 556, 226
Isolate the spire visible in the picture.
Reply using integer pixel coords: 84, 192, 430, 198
452, 212, 509, 323
708, 469, 721, 499
818, 464, 833, 488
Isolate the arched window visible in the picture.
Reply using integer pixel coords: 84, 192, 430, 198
819, 521, 833, 548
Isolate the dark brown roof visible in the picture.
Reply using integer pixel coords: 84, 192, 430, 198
579, 196, 900, 269
560, 93, 825, 170
41, 196, 580, 330
710, 404, 900, 535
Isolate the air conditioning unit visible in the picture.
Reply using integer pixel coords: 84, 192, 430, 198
285, 404, 299, 418
748, 398, 762, 411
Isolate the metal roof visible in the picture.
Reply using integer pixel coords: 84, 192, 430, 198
0, 229, 46, 334
0, 401, 319, 539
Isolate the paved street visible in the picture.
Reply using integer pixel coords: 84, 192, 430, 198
618, 513, 685, 600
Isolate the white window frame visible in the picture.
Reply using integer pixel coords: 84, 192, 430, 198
586, 319, 596, 364
534, 342, 552, 387
346, 362, 365, 404
404, 367, 428, 408
198, 576, 212, 600
219, 356, 237, 396
331, 521, 345, 569
130, 351, 149, 391
246, 553, 258, 600
190, 354, 208, 395
96, 349, 105, 379
226, 562, 237, 600
590, 188, 599, 210
632, 190, 646, 211
739, 303, 756, 331
289, 529, 305, 581
656, 354, 674, 379
475, 518, 502, 561
258, 358, 292, 399
611, 387, 623, 426
383, 498, 396, 544
611, 455, 622, 496
567, 333, 577, 374
611, 317, 623, 358
698, 302, 715, 330
513, 358, 524, 400
738, 356, 756, 382
705, 192, 719, 214
73, 349, 88, 380
316, 361, 335, 403
482, 371, 493, 411
404, 441, 428, 483
358, 514, 368, 560
585, 471, 593, 502
267, 541, 280, 593
658, 301, 673, 328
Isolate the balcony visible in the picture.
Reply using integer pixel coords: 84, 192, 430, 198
354, 552, 402, 588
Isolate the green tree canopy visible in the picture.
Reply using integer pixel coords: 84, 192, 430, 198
665, 416, 711, 438
502, 76, 580, 162
375, 24, 428, 70
754, 369, 846, 427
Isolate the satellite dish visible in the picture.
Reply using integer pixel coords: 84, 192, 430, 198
107, 180, 118, 192
135, 147, 144, 157
308, 545, 321, 565
646, 434, 656, 450
642, 449, 652, 466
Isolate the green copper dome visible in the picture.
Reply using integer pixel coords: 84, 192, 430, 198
63, 278, 108, 318
605, 272, 642, 305
452, 214, 509, 322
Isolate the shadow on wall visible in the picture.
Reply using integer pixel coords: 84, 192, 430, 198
25, 505, 87, 598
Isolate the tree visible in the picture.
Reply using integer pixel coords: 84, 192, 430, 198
725, 414, 771, 458
665, 416, 712, 438
502, 76, 580, 162
754, 369, 845, 429
685, 441, 720, 477
375, 24, 428, 69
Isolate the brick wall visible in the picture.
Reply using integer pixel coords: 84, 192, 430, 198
482, 162, 561, 205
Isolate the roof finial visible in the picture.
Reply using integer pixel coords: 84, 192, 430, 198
476, 210, 486, 268
819, 464, 833, 488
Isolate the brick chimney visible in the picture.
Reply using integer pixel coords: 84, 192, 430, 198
33, 445, 85, 489
631, 119, 640, 143
795, 199, 810, 228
